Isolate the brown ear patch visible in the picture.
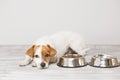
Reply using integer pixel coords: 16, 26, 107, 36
47, 45, 57, 57
26, 45, 40, 58
41, 45, 57, 63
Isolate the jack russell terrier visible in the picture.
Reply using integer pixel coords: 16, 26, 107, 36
19, 31, 88, 69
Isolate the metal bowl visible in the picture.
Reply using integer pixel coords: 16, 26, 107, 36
57, 54, 87, 68
89, 54, 120, 68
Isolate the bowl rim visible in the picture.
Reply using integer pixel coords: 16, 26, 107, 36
62, 54, 84, 58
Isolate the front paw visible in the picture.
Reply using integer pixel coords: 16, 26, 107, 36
31, 62, 37, 67
19, 61, 29, 66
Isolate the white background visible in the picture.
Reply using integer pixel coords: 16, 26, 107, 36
0, 0, 120, 45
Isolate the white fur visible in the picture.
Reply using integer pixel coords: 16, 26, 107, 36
33, 47, 49, 68
19, 31, 88, 68
34, 31, 86, 56
19, 55, 33, 66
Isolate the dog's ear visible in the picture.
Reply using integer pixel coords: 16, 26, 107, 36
47, 45, 57, 57
26, 45, 40, 58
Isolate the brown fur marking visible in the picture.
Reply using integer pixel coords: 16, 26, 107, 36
41, 45, 57, 63
26, 45, 40, 58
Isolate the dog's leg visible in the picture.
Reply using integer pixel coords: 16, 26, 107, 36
19, 55, 33, 66
70, 43, 90, 56
31, 59, 37, 67
65, 47, 78, 54
70, 42, 86, 55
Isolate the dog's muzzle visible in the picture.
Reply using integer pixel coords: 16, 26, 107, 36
40, 62, 46, 68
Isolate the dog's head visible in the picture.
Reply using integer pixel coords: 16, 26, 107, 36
26, 45, 57, 69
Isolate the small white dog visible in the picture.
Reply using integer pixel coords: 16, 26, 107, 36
19, 31, 88, 69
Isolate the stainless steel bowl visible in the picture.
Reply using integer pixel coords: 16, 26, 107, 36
57, 54, 87, 68
89, 54, 120, 68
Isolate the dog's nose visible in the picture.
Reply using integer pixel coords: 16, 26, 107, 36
40, 62, 46, 68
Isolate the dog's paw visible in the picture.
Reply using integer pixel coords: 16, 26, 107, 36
19, 61, 29, 67
31, 62, 37, 67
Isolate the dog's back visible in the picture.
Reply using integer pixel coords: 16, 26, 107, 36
34, 31, 86, 56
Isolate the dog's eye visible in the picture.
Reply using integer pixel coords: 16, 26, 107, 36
45, 53, 50, 57
34, 55, 39, 58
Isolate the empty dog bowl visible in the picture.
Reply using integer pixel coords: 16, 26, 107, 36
57, 54, 87, 68
89, 54, 120, 68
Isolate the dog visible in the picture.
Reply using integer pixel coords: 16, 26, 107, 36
19, 31, 88, 69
